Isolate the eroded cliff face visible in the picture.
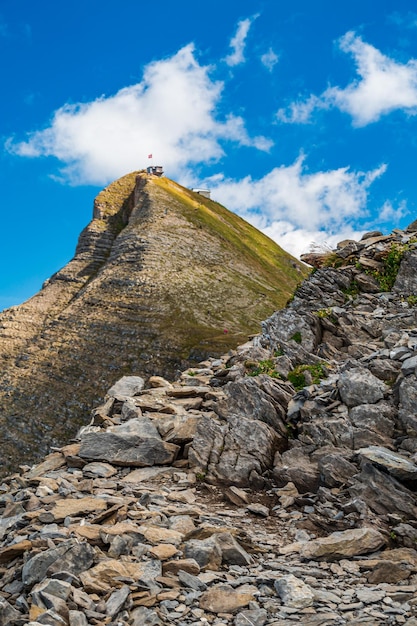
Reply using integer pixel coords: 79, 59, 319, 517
0, 172, 306, 475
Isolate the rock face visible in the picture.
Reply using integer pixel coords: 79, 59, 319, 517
0, 172, 305, 476
2, 222, 417, 625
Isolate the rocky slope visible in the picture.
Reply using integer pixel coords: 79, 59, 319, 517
0, 172, 305, 476
1, 223, 417, 625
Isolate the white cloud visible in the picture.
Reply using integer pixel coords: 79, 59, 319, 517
260, 48, 279, 71
262, 221, 365, 258
278, 31, 417, 126
6, 44, 271, 185
224, 16, 257, 67
277, 95, 326, 123
208, 156, 388, 257
377, 199, 408, 223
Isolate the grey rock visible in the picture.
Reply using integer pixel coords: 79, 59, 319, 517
108, 415, 160, 439
69, 611, 89, 626
262, 308, 320, 352
393, 249, 417, 294
300, 527, 386, 560
349, 402, 395, 448
318, 453, 357, 487
22, 540, 94, 587
214, 532, 253, 566
402, 355, 417, 376
216, 377, 287, 436
178, 569, 207, 590
0, 599, 21, 623
399, 376, 417, 435
246, 503, 269, 517
273, 448, 320, 493
235, 608, 268, 626
390, 346, 411, 360
82, 461, 118, 478
349, 463, 417, 518
274, 574, 314, 608
79, 431, 179, 466
369, 357, 401, 382
189, 414, 284, 487
356, 446, 417, 482
31, 579, 72, 609
106, 585, 130, 617
107, 375, 145, 398
338, 367, 387, 407
183, 536, 222, 571
130, 607, 163, 626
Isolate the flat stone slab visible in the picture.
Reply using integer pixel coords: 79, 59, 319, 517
79, 432, 179, 467
300, 527, 386, 560
357, 446, 417, 481
50, 497, 108, 522
199, 583, 255, 613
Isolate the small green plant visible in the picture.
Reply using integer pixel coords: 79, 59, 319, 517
274, 348, 285, 357
290, 331, 302, 344
196, 472, 207, 482
315, 308, 332, 318
372, 243, 407, 292
322, 252, 345, 268
342, 281, 360, 298
286, 423, 296, 439
287, 363, 328, 390
389, 530, 397, 541
248, 359, 281, 378
407, 295, 417, 307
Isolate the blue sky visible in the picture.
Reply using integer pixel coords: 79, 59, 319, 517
1, 0, 417, 311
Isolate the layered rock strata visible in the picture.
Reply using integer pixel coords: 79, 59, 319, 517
0, 172, 305, 476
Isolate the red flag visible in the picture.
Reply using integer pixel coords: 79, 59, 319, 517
148, 154, 152, 159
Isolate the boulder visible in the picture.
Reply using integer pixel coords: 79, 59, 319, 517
338, 367, 387, 407
356, 446, 417, 482
22, 540, 95, 587
349, 464, 417, 518
300, 527, 386, 560
189, 414, 285, 486
79, 432, 179, 467
215, 378, 287, 436
274, 574, 314, 608
199, 584, 255, 613
107, 375, 145, 398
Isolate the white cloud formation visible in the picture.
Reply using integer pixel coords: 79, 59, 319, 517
6, 44, 271, 185
224, 16, 257, 67
208, 156, 389, 257
278, 31, 417, 126
277, 95, 326, 123
260, 48, 279, 71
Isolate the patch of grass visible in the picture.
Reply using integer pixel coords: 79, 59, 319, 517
287, 363, 328, 390
322, 252, 345, 268
248, 358, 281, 378
290, 331, 302, 344
372, 243, 407, 292
342, 281, 360, 298
407, 295, 417, 307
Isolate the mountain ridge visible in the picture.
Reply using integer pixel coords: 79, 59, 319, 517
0, 171, 306, 476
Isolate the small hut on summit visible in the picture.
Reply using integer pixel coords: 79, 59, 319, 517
147, 165, 164, 177
192, 188, 211, 199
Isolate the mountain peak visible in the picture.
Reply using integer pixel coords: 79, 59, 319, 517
0, 172, 306, 475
